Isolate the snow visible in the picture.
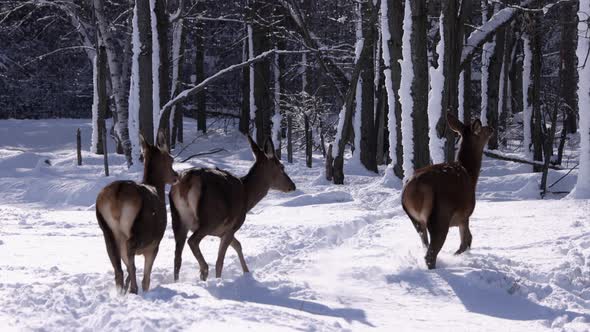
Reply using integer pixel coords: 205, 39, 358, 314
150, 0, 160, 139
90, 55, 99, 154
569, 0, 590, 199
427, 11, 446, 164
522, 33, 533, 159
399, 0, 415, 181
127, 2, 141, 163
1, 118, 589, 331
380, 0, 401, 187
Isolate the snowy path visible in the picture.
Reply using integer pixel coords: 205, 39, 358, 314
0, 120, 589, 331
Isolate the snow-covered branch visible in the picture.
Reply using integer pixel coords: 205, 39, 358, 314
157, 49, 309, 132
461, 0, 533, 67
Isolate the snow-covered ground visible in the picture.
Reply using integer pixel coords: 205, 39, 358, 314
0, 119, 588, 331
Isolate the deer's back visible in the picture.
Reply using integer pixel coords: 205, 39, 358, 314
96, 180, 166, 249
173, 168, 247, 236
403, 162, 476, 226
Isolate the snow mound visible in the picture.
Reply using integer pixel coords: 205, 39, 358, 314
279, 191, 353, 207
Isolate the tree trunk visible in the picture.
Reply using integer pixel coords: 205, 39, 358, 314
240, 30, 250, 134
480, 1, 493, 130
92, 0, 132, 165
485, 12, 505, 150
170, 17, 186, 147
522, 32, 534, 162
410, 0, 430, 170
91, 45, 108, 155
570, 0, 590, 197
195, 2, 207, 134
386, 0, 404, 179
287, 114, 293, 163
333, 37, 375, 184
128, 0, 154, 162
359, 0, 377, 172
249, 1, 273, 145
305, 114, 312, 168
460, 0, 473, 125
560, 0, 578, 134
437, 0, 464, 162
154, 0, 170, 137
499, 24, 515, 146
530, 12, 544, 172
138, 0, 154, 144
272, 39, 285, 159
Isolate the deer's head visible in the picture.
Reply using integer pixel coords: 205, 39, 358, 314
447, 112, 494, 154
140, 131, 178, 185
247, 134, 296, 193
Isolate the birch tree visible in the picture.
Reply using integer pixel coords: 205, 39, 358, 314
569, 0, 590, 198
93, 0, 132, 164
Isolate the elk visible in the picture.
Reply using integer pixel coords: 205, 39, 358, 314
96, 132, 178, 294
170, 135, 296, 281
402, 113, 493, 269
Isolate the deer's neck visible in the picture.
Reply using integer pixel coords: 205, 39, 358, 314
242, 164, 271, 212
457, 144, 484, 187
142, 163, 166, 201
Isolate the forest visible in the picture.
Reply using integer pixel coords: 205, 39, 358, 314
0, 0, 589, 331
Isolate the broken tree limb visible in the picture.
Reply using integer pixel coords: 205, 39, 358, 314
277, 0, 349, 101
156, 49, 308, 134
483, 149, 563, 170
179, 148, 227, 163
548, 163, 578, 189
460, 0, 533, 68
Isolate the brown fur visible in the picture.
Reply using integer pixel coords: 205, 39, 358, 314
96, 132, 177, 294
170, 135, 296, 281
402, 113, 493, 269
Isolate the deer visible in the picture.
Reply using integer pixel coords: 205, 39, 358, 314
402, 113, 493, 270
169, 134, 296, 282
96, 132, 178, 294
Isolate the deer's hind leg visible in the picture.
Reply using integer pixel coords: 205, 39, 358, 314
408, 215, 429, 248
425, 207, 450, 270
170, 195, 188, 282
97, 211, 124, 292
122, 240, 139, 294
187, 231, 208, 281
454, 219, 472, 255
215, 232, 234, 279
231, 236, 249, 274
142, 244, 159, 292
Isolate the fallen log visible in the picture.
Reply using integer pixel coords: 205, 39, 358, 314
483, 149, 563, 170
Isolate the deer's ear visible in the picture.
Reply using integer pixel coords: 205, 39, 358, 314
264, 137, 276, 158
156, 130, 169, 153
446, 112, 465, 135
139, 133, 149, 152
247, 134, 265, 160
472, 119, 483, 135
